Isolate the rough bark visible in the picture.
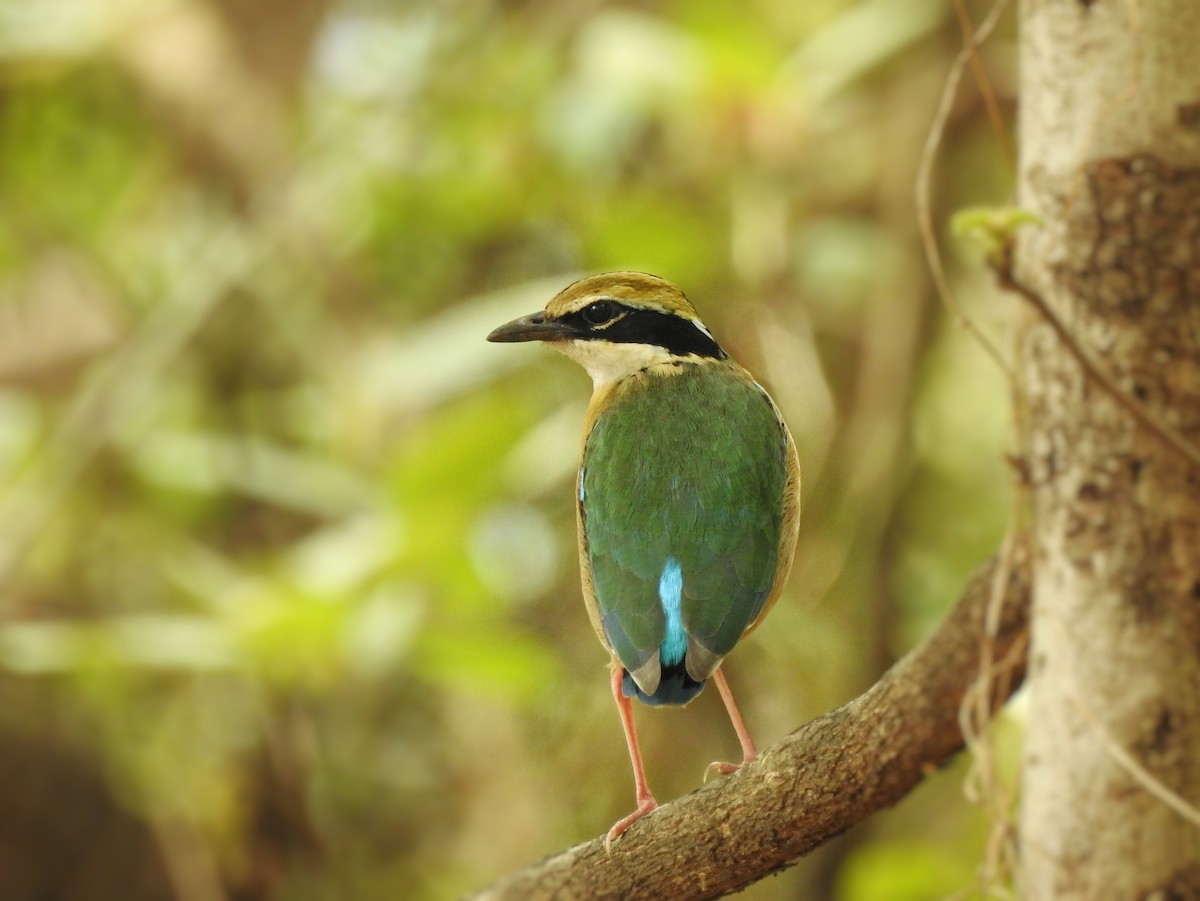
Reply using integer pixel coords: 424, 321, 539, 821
471, 544, 1030, 900
1015, 1, 1200, 897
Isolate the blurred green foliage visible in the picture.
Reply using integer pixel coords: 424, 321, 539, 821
0, 0, 1018, 898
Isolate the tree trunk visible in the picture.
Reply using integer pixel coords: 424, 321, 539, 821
1016, 1, 1200, 897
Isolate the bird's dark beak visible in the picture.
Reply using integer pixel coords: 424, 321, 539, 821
486, 312, 575, 344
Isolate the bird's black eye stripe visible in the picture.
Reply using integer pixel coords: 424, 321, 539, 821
561, 306, 725, 359
581, 300, 620, 326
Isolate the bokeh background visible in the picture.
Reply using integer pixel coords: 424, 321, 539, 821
0, 0, 1018, 898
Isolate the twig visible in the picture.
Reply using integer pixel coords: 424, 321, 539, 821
1083, 698, 1200, 829
957, 519, 1027, 897
1041, 608, 1200, 830
993, 246, 1200, 472
915, 0, 1014, 380
951, 0, 1014, 170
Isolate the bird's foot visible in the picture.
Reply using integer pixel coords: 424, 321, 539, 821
703, 751, 757, 783
703, 760, 738, 782
604, 795, 657, 854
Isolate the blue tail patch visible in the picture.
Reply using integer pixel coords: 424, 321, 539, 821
622, 662, 705, 707
658, 557, 686, 667
617, 557, 707, 706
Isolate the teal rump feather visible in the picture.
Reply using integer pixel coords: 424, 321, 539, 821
579, 361, 789, 706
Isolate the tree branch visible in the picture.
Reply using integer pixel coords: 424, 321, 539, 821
472, 539, 1033, 900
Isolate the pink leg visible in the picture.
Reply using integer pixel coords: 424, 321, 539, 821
605, 663, 657, 851
705, 667, 758, 780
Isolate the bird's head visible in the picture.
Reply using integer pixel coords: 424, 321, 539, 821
487, 272, 726, 387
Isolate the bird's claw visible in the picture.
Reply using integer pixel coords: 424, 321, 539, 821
703, 760, 743, 782
604, 796, 657, 854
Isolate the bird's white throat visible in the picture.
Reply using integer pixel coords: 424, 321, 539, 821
554, 339, 677, 390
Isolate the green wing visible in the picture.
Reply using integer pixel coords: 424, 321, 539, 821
580, 364, 788, 685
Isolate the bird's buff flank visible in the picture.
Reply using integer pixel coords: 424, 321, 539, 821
488, 272, 800, 848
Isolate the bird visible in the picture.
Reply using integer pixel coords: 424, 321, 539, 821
487, 272, 800, 848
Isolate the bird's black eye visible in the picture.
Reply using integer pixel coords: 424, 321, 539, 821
581, 300, 619, 326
